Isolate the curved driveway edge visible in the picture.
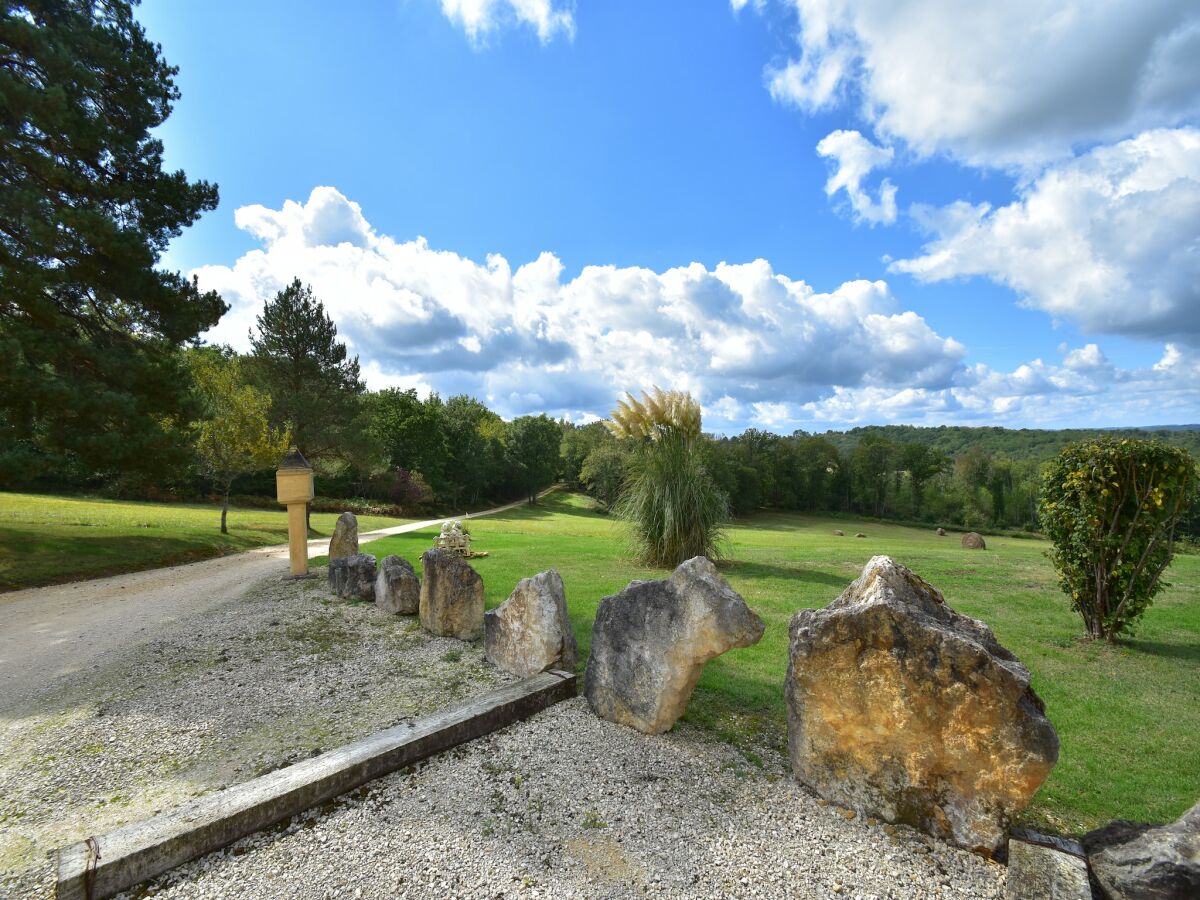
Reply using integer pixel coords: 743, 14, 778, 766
0, 487, 560, 711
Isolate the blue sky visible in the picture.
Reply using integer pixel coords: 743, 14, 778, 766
138, 0, 1200, 432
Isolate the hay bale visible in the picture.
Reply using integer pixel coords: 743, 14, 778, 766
961, 532, 986, 550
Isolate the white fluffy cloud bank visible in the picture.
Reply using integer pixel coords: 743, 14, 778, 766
194, 188, 1199, 430
439, 0, 574, 45
767, 0, 1200, 168
893, 128, 1200, 345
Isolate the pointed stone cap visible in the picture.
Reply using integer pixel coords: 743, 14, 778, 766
277, 447, 311, 471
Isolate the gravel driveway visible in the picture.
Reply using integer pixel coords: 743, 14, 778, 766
115, 699, 1006, 900
0, 490, 552, 710
0, 574, 515, 899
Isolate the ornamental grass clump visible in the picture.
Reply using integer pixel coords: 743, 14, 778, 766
607, 388, 729, 567
1038, 438, 1198, 641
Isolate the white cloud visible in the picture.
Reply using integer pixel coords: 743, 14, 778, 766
892, 128, 1200, 345
194, 187, 1200, 431
815, 129, 897, 224
789, 343, 1200, 428
765, 0, 1200, 168
196, 187, 969, 427
440, 0, 574, 45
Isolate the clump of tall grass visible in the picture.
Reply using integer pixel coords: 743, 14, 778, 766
607, 388, 729, 567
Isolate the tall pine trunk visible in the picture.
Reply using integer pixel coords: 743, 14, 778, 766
221, 483, 231, 534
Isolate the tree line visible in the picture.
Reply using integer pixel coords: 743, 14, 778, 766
2, 4, 1197, 539
5, 261, 1198, 541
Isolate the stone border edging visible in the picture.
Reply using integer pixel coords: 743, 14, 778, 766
55, 669, 578, 900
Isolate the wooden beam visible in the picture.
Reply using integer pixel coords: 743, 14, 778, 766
56, 670, 577, 900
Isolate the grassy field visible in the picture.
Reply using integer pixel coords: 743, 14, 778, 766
0, 492, 408, 591
361, 490, 1200, 834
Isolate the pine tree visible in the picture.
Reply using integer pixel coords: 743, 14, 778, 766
0, 1, 226, 482
248, 278, 365, 461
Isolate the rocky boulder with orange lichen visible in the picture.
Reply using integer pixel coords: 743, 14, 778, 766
785, 555, 1058, 856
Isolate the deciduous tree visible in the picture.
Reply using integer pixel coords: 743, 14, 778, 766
506, 414, 561, 504
1039, 439, 1197, 640
191, 352, 290, 534
579, 444, 626, 510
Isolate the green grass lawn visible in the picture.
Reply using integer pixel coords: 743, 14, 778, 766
0, 492, 409, 591
362, 490, 1200, 835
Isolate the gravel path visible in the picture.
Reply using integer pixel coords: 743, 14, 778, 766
118, 699, 1007, 900
0, 490, 552, 711
0, 574, 515, 899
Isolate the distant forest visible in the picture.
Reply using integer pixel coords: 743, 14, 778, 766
678, 423, 1200, 536
816, 424, 1200, 461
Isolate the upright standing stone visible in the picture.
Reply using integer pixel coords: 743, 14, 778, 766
375, 555, 420, 615
485, 569, 577, 677
1083, 800, 1200, 900
329, 511, 359, 561
328, 553, 376, 601
785, 556, 1058, 855
584, 557, 765, 734
420, 548, 485, 640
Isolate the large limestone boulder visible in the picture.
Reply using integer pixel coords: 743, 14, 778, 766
485, 569, 577, 677
785, 555, 1058, 855
1083, 800, 1200, 899
375, 555, 419, 615
961, 531, 986, 550
420, 548, 484, 640
584, 556, 765, 734
328, 553, 376, 601
329, 511, 359, 560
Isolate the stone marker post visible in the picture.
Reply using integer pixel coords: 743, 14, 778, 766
276, 448, 314, 577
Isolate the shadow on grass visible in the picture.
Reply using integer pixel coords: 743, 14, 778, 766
683, 663, 789, 758
483, 496, 609, 524
724, 559, 848, 589
0, 531, 248, 592
1122, 639, 1200, 663
729, 512, 881, 534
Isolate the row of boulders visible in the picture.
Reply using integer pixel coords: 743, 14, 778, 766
326, 513, 574, 675
324, 512, 1194, 891
583, 553, 1057, 857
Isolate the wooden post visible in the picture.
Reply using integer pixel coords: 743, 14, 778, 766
275, 449, 314, 578
286, 502, 308, 576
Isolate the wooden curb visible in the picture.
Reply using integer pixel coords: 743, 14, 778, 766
56, 670, 577, 900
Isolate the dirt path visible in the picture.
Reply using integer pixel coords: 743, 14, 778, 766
0, 490, 556, 712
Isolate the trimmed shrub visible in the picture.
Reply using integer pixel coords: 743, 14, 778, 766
1038, 438, 1197, 640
